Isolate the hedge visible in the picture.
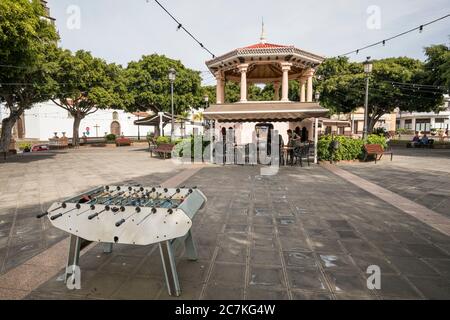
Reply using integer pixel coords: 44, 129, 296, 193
318, 134, 387, 161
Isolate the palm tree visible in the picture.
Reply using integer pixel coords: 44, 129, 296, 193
193, 112, 204, 122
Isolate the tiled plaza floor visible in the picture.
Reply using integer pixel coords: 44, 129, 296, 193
339, 147, 450, 218
23, 162, 450, 300
0, 147, 180, 275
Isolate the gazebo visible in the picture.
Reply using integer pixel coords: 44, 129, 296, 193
203, 25, 329, 163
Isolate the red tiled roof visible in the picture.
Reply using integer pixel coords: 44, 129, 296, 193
241, 43, 290, 49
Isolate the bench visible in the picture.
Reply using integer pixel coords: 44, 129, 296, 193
152, 143, 174, 159
363, 144, 393, 163
115, 138, 132, 147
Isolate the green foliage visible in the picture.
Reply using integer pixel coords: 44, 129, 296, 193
124, 54, 203, 114
318, 134, 388, 161
0, 0, 59, 151
156, 136, 171, 145
422, 44, 450, 93
105, 134, 116, 142
372, 127, 386, 135
173, 136, 210, 159
18, 141, 32, 151
318, 135, 364, 161
366, 134, 387, 148
316, 56, 444, 132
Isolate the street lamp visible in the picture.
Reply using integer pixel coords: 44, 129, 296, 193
168, 68, 176, 140
363, 57, 373, 140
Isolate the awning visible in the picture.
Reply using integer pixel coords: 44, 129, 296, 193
203, 102, 329, 122
134, 112, 175, 126
318, 117, 351, 127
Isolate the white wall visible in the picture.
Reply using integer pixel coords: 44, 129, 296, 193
23, 101, 153, 140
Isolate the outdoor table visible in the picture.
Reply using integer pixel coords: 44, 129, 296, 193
282, 146, 294, 166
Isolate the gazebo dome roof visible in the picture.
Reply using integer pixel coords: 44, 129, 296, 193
241, 43, 290, 49
205, 40, 325, 83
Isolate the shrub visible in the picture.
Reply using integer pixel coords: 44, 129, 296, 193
173, 136, 210, 160
318, 135, 363, 161
318, 134, 388, 161
18, 141, 32, 151
156, 136, 171, 145
367, 134, 387, 148
105, 134, 116, 142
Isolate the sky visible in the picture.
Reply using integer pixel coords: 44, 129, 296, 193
47, 0, 450, 85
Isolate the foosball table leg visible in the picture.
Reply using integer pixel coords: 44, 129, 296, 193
65, 235, 81, 287
184, 230, 198, 261
103, 243, 113, 253
159, 240, 181, 296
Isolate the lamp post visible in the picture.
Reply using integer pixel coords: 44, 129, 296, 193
363, 57, 373, 140
168, 68, 176, 140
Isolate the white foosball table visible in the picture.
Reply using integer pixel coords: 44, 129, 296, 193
37, 185, 207, 296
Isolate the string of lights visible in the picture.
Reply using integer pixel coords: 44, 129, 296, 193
337, 14, 450, 57
151, 0, 216, 58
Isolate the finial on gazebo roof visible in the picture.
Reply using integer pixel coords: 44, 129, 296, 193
260, 17, 267, 44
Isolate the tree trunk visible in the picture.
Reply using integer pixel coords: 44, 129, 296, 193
367, 115, 381, 134
72, 116, 82, 147
0, 115, 19, 153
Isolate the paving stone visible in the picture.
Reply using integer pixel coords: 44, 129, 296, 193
248, 266, 285, 289
291, 290, 333, 300
286, 268, 328, 292
203, 283, 244, 300
325, 271, 373, 296
405, 244, 449, 259
216, 246, 247, 264
283, 251, 317, 268
246, 287, 289, 300
209, 262, 246, 287
250, 249, 282, 266
406, 276, 450, 300
376, 275, 422, 299
111, 276, 162, 300
387, 256, 439, 277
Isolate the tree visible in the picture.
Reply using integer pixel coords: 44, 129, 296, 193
0, 0, 59, 152
316, 57, 444, 133
50, 49, 124, 146
124, 54, 203, 114
421, 44, 450, 92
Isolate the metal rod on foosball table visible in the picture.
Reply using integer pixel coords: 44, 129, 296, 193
88, 205, 111, 220
50, 204, 81, 220
115, 206, 147, 227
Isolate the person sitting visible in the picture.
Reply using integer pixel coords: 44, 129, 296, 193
420, 133, 429, 146
411, 132, 420, 147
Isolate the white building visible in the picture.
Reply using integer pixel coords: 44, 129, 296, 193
395, 96, 450, 133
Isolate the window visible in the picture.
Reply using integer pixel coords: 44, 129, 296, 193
112, 111, 119, 120
396, 120, 400, 129
415, 118, 430, 132
434, 118, 446, 129
404, 119, 412, 130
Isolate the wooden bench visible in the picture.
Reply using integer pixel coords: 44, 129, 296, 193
152, 143, 174, 159
363, 144, 393, 163
115, 138, 132, 146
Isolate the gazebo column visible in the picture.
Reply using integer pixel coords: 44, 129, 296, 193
306, 68, 315, 102
215, 72, 225, 104
280, 62, 292, 102
273, 81, 280, 101
238, 64, 249, 102
299, 78, 306, 102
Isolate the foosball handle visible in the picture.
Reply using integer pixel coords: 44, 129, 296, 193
115, 219, 126, 227
36, 212, 48, 219
51, 213, 63, 220
88, 212, 99, 220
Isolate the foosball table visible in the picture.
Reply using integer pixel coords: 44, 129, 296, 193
37, 184, 207, 297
